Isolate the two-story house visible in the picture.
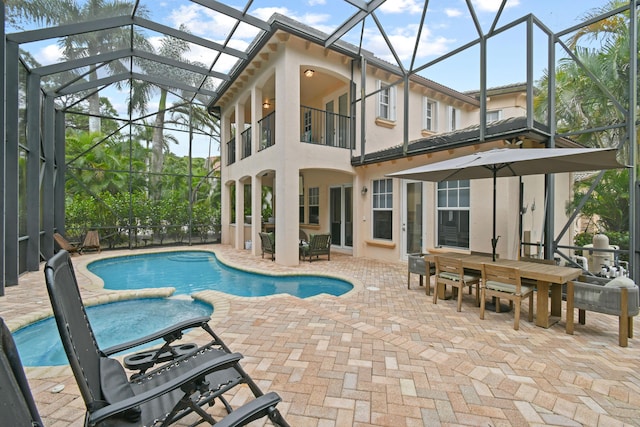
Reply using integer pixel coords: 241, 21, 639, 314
209, 15, 576, 266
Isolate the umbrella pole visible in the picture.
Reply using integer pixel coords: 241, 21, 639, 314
491, 172, 498, 262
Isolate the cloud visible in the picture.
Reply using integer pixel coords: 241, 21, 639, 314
308, 0, 326, 5
473, 0, 520, 12
167, 4, 258, 41
379, 0, 424, 14
36, 43, 63, 66
362, 24, 455, 64
445, 8, 463, 17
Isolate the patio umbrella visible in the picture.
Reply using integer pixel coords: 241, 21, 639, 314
387, 147, 625, 261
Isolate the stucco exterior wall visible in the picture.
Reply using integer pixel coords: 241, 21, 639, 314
216, 30, 575, 266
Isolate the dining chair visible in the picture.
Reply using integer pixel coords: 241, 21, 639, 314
480, 263, 534, 330
433, 256, 480, 312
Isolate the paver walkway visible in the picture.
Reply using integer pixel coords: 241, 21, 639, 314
1, 244, 639, 426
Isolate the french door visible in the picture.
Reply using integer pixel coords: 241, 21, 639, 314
329, 185, 353, 248
402, 181, 423, 259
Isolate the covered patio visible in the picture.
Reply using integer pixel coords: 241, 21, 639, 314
3, 244, 639, 426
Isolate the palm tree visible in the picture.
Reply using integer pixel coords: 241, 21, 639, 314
534, 0, 636, 153
535, 1, 636, 243
7, 0, 151, 133
136, 25, 213, 200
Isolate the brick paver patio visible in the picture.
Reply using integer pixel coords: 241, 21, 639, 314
2, 244, 639, 426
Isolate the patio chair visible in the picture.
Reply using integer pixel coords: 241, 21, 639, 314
82, 230, 101, 253
300, 233, 331, 262
0, 317, 44, 427
407, 253, 435, 295
53, 232, 81, 255
44, 250, 289, 427
566, 275, 639, 347
432, 256, 480, 312
480, 263, 534, 330
259, 232, 275, 261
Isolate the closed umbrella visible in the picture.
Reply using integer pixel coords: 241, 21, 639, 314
387, 147, 625, 261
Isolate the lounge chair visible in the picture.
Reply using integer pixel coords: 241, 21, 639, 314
300, 233, 331, 262
259, 232, 275, 261
44, 250, 289, 427
82, 230, 101, 253
53, 232, 81, 255
0, 317, 44, 427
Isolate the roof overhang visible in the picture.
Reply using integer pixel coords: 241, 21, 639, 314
352, 116, 582, 166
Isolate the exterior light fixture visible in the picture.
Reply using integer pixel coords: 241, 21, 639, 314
361, 186, 368, 195
304, 69, 315, 77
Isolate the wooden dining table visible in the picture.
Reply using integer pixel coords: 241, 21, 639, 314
423, 252, 582, 328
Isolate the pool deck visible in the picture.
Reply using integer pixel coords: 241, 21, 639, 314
2, 244, 639, 426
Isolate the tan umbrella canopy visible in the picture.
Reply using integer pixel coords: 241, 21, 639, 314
387, 147, 626, 260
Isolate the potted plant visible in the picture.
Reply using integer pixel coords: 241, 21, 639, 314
262, 205, 273, 223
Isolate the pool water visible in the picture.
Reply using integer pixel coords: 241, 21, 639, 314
88, 250, 353, 298
14, 298, 212, 366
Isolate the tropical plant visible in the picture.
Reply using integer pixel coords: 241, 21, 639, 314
534, 1, 636, 252
6, 0, 151, 133
568, 169, 630, 233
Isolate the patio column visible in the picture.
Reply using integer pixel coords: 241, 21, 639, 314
251, 174, 261, 257
235, 179, 245, 251
220, 112, 232, 246
234, 103, 246, 250
273, 48, 301, 266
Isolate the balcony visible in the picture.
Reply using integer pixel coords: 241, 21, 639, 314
259, 111, 275, 151
241, 127, 251, 159
226, 137, 235, 165
300, 105, 353, 149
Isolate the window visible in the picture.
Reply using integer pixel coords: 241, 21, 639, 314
308, 187, 319, 224
302, 109, 312, 142
372, 178, 393, 240
448, 106, 458, 131
423, 98, 437, 131
437, 180, 470, 248
377, 81, 396, 121
486, 110, 502, 123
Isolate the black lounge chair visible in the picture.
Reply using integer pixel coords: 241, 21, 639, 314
0, 317, 44, 427
44, 250, 289, 427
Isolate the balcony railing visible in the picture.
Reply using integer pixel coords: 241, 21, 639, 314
241, 127, 252, 159
226, 137, 235, 165
300, 105, 353, 149
258, 111, 275, 151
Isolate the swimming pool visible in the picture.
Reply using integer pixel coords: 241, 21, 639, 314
88, 250, 353, 298
14, 298, 212, 366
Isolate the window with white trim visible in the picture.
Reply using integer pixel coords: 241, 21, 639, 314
448, 106, 458, 131
308, 187, 319, 225
486, 110, 502, 123
372, 178, 393, 240
377, 81, 396, 121
437, 180, 469, 248
423, 97, 437, 131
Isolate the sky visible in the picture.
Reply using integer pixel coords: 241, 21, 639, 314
9, 0, 614, 157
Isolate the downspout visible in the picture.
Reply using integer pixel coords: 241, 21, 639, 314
403, 73, 409, 155
360, 56, 366, 164
629, 2, 638, 280
544, 16, 556, 261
